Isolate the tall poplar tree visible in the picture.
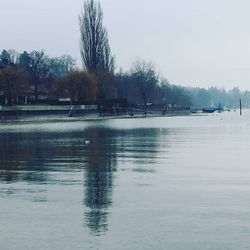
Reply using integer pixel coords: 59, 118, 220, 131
79, 0, 114, 75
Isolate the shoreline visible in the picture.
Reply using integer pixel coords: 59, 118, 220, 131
0, 110, 191, 124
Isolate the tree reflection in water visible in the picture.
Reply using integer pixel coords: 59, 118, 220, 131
0, 125, 162, 235
82, 128, 118, 235
0, 132, 50, 184
0, 130, 85, 200
81, 127, 162, 235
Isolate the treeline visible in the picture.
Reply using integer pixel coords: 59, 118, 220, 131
0, 49, 192, 108
115, 67, 191, 107
186, 86, 250, 108
1, 48, 249, 109
0, 49, 77, 104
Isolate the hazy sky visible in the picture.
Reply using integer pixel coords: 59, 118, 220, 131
1, 0, 250, 89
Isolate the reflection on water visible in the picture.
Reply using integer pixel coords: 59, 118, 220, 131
3, 113, 250, 249
82, 128, 161, 234
0, 124, 161, 236
82, 128, 118, 234
0, 132, 50, 184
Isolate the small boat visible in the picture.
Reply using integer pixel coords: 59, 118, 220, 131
202, 107, 217, 113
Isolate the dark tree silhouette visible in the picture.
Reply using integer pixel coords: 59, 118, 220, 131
45, 55, 76, 79
79, 0, 114, 75
52, 70, 97, 104
0, 50, 12, 66
29, 50, 48, 101
18, 51, 31, 70
0, 66, 28, 105
131, 60, 158, 116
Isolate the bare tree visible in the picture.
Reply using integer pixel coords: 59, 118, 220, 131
0, 66, 28, 105
7, 50, 19, 64
45, 55, 76, 79
60, 55, 76, 74
131, 60, 158, 117
79, 0, 114, 75
29, 50, 48, 101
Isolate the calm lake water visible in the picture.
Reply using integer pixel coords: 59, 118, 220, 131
1, 111, 250, 250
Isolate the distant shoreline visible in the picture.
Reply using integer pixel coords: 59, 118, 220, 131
0, 104, 191, 123
0, 111, 191, 124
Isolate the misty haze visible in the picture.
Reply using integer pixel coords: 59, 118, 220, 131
1, 1, 250, 250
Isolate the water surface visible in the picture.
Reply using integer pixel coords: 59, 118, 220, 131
1, 111, 250, 249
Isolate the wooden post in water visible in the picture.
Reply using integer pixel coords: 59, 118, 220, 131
0, 105, 3, 121
240, 98, 242, 116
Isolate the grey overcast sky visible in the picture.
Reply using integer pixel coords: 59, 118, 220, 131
1, 0, 250, 89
